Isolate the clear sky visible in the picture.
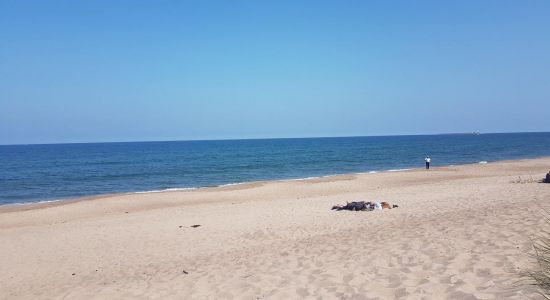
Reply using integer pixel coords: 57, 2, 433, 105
1, 1, 549, 144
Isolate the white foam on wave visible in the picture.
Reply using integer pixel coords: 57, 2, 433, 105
133, 182, 256, 194
4, 199, 63, 206
302, 176, 324, 180
368, 171, 378, 174
387, 168, 413, 172
37, 199, 63, 204
132, 187, 198, 194
478, 161, 488, 164
285, 176, 323, 182
217, 182, 250, 187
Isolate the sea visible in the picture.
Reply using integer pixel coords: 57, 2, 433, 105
1, 132, 550, 206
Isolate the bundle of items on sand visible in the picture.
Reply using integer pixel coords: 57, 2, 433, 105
331, 201, 398, 211
544, 171, 550, 183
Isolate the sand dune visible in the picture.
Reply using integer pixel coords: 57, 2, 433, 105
1, 158, 550, 299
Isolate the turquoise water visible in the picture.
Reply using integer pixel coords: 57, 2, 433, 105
1, 132, 550, 205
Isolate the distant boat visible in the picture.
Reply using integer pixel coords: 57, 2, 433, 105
438, 132, 481, 136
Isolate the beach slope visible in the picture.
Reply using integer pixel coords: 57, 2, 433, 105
1, 158, 550, 299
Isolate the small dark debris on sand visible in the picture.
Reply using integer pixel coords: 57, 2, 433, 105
182, 270, 189, 274
179, 225, 183, 228
72, 273, 76, 276
191, 225, 201, 228
125, 211, 128, 214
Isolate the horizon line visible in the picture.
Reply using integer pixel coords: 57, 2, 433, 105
1, 130, 549, 146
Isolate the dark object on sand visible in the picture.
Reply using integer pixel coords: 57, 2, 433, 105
544, 172, 550, 183
332, 201, 369, 211
332, 201, 399, 211
182, 270, 189, 274
191, 224, 201, 228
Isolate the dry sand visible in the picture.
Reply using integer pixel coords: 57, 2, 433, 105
1, 158, 550, 299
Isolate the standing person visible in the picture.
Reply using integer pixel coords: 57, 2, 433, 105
425, 156, 431, 169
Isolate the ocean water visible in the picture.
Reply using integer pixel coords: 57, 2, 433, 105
1, 132, 550, 205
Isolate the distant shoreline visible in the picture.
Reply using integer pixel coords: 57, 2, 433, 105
2, 155, 548, 213
435, 132, 481, 135
2, 132, 550, 207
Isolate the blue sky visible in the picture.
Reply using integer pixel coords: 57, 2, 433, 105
1, 1, 549, 144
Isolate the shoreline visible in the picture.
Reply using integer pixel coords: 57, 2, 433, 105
1, 156, 549, 298
1, 156, 548, 214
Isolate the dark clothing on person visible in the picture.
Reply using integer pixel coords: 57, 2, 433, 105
426, 162, 430, 169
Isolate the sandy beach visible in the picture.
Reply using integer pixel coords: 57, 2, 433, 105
1, 158, 550, 299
